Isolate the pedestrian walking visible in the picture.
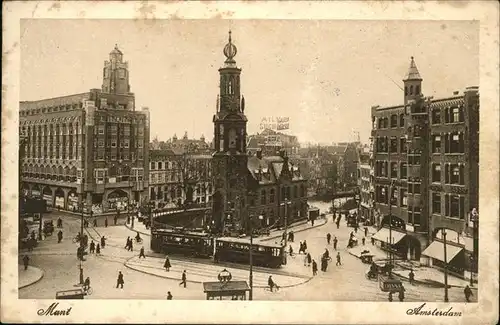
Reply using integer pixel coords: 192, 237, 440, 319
364, 226, 368, 237
371, 237, 375, 245
116, 271, 124, 289
105, 218, 108, 228
326, 233, 331, 245
57, 217, 63, 228
333, 236, 338, 250
289, 245, 294, 256
268, 275, 279, 292
114, 215, 118, 225
139, 246, 146, 259
336, 252, 342, 266
303, 240, 308, 252
362, 237, 366, 245
93, 218, 97, 227
464, 285, 473, 302
101, 236, 106, 248
311, 218, 315, 226
96, 243, 101, 255
398, 288, 405, 302
306, 252, 312, 266
408, 270, 415, 285
336, 219, 340, 229
129, 240, 134, 252
298, 241, 304, 254
57, 230, 63, 243
84, 219, 89, 228
164, 256, 171, 271
167, 291, 173, 300
312, 260, 318, 276
127, 215, 131, 224
179, 270, 187, 288
388, 292, 393, 302
125, 237, 131, 249
354, 224, 358, 233
321, 257, 328, 272
90, 241, 95, 254
23, 255, 30, 270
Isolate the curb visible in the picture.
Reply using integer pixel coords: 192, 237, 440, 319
347, 251, 467, 289
261, 218, 329, 242
123, 256, 313, 289
124, 223, 150, 236
18, 265, 45, 289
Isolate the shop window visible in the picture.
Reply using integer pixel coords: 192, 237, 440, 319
432, 109, 441, 124
432, 135, 441, 153
432, 192, 441, 214
432, 164, 441, 182
390, 138, 398, 153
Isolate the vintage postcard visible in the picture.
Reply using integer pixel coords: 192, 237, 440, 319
2, 1, 499, 324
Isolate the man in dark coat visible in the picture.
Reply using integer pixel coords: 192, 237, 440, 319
398, 288, 405, 302
116, 271, 124, 289
23, 255, 30, 270
179, 270, 187, 288
268, 275, 279, 292
164, 256, 171, 271
96, 243, 101, 255
104, 218, 108, 228
306, 253, 312, 267
408, 270, 415, 285
93, 218, 98, 227
57, 217, 63, 228
125, 237, 131, 250
364, 227, 368, 237
312, 260, 318, 276
139, 246, 146, 259
167, 291, 173, 300
57, 230, 63, 243
89, 241, 95, 254
336, 252, 342, 266
114, 215, 118, 225
326, 233, 331, 245
101, 236, 106, 248
464, 285, 473, 302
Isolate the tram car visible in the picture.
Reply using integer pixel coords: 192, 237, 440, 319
214, 237, 284, 268
151, 228, 213, 258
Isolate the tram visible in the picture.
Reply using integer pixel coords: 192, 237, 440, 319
150, 228, 213, 258
215, 237, 284, 268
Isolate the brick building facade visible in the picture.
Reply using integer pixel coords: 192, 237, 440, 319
371, 57, 479, 275
19, 45, 150, 214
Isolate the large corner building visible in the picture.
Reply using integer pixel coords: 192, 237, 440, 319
370, 57, 479, 277
19, 45, 150, 214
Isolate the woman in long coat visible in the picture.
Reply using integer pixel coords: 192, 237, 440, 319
164, 256, 172, 271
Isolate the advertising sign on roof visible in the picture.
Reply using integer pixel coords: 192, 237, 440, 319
260, 116, 290, 131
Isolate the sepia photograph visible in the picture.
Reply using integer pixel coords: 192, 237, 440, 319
2, 1, 499, 324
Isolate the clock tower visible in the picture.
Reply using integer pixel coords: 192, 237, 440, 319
212, 31, 249, 234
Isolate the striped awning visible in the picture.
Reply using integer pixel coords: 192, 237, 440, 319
422, 240, 463, 263
372, 227, 406, 245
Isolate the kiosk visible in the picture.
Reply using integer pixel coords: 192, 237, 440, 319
203, 269, 250, 300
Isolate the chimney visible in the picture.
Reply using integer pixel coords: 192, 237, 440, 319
453, 91, 459, 95
256, 149, 262, 159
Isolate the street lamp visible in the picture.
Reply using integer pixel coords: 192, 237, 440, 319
442, 229, 449, 302
470, 208, 478, 286
249, 214, 264, 301
280, 198, 291, 265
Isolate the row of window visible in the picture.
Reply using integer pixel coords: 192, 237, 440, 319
374, 114, 405, 130
93, 150, 143, 161
431, 133, 465, 154
375, 137, 407, 154
95, 124, 143, 136
94, 168, 144, 184
374, 161, 407, 179
25, 143, 80, 160
21, 124, 80, 136
431, 193, 466, 219
20, 103, 83, 116
150, 160, 211, 171
374, 186, 408, 207
431, 163, 465, 184
94, 139, 141, 148
431, 106, 465, 125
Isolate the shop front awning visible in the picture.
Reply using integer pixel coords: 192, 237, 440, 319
372, 227, 406, 245
422, 240, 464, 263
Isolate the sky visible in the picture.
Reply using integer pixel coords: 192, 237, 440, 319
20, 19, 479, 145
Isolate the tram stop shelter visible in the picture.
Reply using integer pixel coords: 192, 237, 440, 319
203, 281, 250, 300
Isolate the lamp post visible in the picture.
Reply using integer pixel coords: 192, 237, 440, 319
442, 229, 449, 302
280, 197, 291, 265
470, 208, 478, 286
249, 214, 264, 301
